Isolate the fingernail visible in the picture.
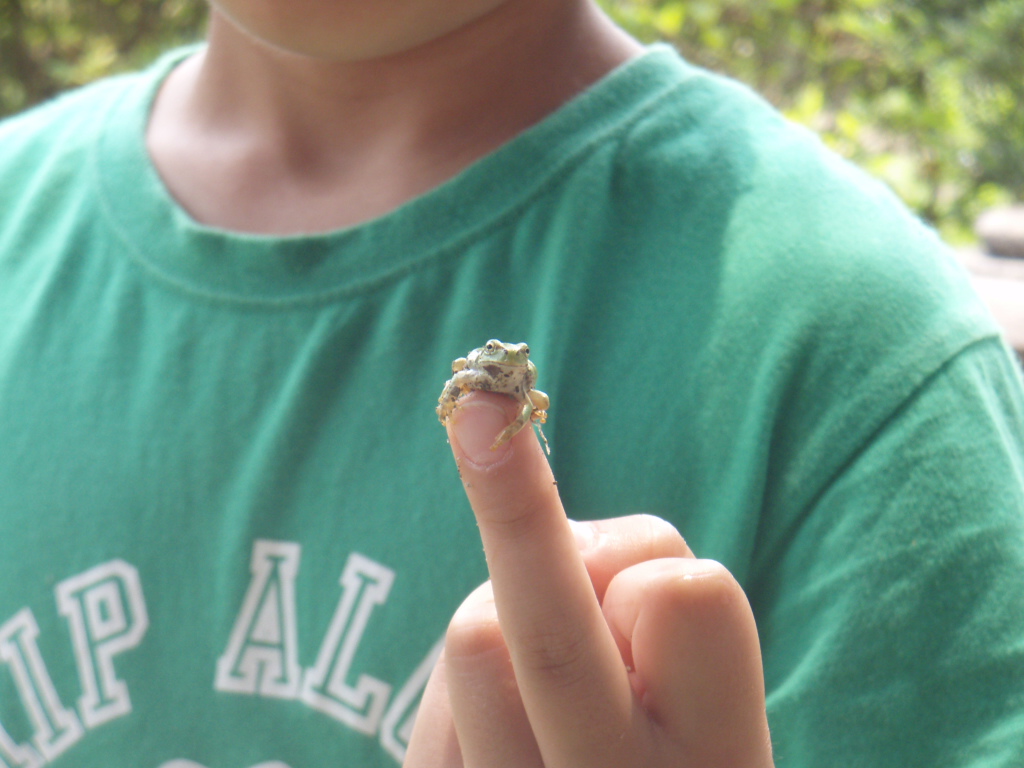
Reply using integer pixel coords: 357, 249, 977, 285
449, 398, 514, 467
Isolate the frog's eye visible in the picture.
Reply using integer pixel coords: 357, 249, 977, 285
485, 341, 497, 352
522, 345, 530, 356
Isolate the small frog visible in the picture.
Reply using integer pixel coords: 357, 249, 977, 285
437, 339, 550, 453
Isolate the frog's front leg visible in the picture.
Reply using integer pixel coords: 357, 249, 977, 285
491, 400, 535, 449
436, 368, 479, 423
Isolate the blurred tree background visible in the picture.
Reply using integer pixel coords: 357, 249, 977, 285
1, 0, 1021, 241
602, 0, 1024, 242
0, 0, 207, 113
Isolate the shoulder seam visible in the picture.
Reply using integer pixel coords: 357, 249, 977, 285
756, 331, 1011, 570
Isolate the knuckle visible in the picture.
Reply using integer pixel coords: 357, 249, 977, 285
445, 588, 505, 662
634, 512, 677, 535
476, 491, 542, 533
654, 560, 747, 619
513, 620, 594, 691
634, 513, 689, 556
444, 607, 519, 699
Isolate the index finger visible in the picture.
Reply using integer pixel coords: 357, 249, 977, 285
445, 392, 638, 765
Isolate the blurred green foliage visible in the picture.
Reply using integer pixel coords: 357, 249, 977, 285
1, 0, 1021, 240
601, 0, 1024, 241
0, 0, 207, 113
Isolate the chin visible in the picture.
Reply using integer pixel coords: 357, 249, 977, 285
209, 0, 511, 63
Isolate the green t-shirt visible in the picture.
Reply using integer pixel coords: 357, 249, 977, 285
1, 46, 1022, 767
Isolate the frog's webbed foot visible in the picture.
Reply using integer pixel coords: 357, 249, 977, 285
526, 390, 550, 453
528, 389, 550, 414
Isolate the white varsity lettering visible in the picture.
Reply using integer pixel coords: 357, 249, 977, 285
0, 610, 83, 762
379, 636, 444, 763
0, 546, 448, 766
301, 553, 395, 735
0, 717, 43, 768
55, 560, 149, 728
215, 541, 302, 699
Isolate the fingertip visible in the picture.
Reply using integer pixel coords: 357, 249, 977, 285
447, 395, 516, 468
656, 560, 757, 654
444, 392, 558, 531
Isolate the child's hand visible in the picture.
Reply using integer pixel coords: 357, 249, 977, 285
406, 392, 773, 768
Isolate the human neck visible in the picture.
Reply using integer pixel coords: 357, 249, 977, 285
146, 0, 642, 235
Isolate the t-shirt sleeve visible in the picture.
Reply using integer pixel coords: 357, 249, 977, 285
758, 337, 1024, 766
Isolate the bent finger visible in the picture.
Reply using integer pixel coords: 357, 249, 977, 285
603, 558, 773, 767
571, 514, 693, 603
444, 581, 544, 768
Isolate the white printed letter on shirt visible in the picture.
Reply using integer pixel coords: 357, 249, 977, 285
0, 609, 83, 762
379, 636, 444, 763
301, 552, 394, 735
56, 559, 149, 728
215, 540, 302, 699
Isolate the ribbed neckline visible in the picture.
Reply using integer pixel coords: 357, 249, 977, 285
93, 44, 694, 306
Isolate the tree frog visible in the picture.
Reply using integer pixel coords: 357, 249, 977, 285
437, 339, 550, 453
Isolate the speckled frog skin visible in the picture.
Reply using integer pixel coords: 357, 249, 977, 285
437, 340, 550, 451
